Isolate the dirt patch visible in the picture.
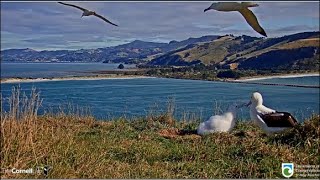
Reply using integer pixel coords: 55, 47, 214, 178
158, 128, 201, 139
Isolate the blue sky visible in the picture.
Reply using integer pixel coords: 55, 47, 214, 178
1, 1, 319, 50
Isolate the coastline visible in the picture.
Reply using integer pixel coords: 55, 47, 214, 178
0, 75, 152, 84
232, 73, 319, 82
1, 72, 319, 84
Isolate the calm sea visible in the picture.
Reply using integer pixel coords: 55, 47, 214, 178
0, 62, 135, 78
1, 63, 319, 121
247, 76, 320, 86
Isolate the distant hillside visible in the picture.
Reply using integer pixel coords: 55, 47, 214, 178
1, 31, 319, 70
162, 35, 220, 52
1, 35, 219, 64
115, 40, 166, 49
147, 31, 320, 70
1, 42, 164, 63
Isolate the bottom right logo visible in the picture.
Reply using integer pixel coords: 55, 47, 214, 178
282, 163, 294, 178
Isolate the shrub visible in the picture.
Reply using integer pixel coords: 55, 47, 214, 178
217, 70, 241, 79
118, 64, 125, 69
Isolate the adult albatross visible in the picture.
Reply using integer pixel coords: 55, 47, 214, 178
204, 2, 267, 37
58, 2, 118, 27
246, 92, 298, 134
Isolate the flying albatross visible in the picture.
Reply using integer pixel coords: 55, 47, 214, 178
204, 2, 267, 37
58, 2, 118, 27
246, 92, 298, 135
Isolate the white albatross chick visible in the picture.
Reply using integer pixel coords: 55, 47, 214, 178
246, 92, 298, 135
204, 2, 267, 37
197, 103, 243, 135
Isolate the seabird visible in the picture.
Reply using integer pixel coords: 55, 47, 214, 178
197, 103, 244, 135
246, 92, 298, 134
204, 2, 267, 37
58, 2, 118, 27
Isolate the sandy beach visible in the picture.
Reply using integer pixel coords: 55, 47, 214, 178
1, 73, 319, 84
233, 73, 319, 82
0, 75, 152, 84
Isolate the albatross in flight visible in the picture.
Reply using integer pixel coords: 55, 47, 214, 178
246, 92, 298, 135
58, 2, 118, 27
204, 2, 267, 37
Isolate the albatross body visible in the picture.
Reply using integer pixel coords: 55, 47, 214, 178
58, 2, 118, 27
197, 104, 242, 135
246, 92, 298, 134
204, 2, 267, 37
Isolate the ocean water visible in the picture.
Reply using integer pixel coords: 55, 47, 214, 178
248, 75, 320, 86
1, 62, 135, 78
1, 77, 319, 121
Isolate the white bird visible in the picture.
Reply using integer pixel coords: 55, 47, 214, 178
246, 92, 298, 135
197, 103, 244, 135
58, 2, 118, 27
204, 2, 267, 37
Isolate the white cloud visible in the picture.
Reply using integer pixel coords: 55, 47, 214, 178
1, 2, 319, 50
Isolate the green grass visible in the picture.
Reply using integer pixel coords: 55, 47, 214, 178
1, 87, 319, 178
1, 114, 319, 178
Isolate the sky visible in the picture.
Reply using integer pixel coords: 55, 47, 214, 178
1, 1, 319, 50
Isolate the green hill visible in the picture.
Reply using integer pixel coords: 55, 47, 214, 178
148, 31, 320, 70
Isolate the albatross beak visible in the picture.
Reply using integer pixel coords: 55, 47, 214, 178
204, 8, 210, 12
238, 102, 247, 108
245, 101, 252, 107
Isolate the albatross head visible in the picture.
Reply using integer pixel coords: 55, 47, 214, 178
204, 3, 218, 12
246, 92, 263, 107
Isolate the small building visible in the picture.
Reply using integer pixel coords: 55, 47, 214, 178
227, 63, 239, 70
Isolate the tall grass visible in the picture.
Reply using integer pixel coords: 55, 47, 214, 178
2, 86, 42, 121
1, 86, 42, 177
0, 86, 319, 178
0, 86, 95, 178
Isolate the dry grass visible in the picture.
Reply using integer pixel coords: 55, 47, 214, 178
1, 87, 319, 178
175, 38, 239, 64
277, 38, 320, 49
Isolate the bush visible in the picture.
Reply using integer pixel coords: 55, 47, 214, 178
217, 70, 241, 79
118, 64, 125, 69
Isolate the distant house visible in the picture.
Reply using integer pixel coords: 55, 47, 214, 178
227, 63, 239, 70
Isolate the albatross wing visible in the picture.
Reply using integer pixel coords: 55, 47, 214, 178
256, 105, 276, 115
93, 13, 118, 27
238, 7, 267, 37
258, 112, 298, 127
58, 2, 87, 12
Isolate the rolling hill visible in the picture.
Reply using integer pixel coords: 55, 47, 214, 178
148, 31, 320, 70
1, 31, 319, 70
0, 35, 219, 64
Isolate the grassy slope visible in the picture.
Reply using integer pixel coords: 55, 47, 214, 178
175, 36, 239, 64
276, 38, 320, 50
156, 33, 319, 66
232, 37, 320, 63
1, 88, 319, 178
1, 113, 319, 178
